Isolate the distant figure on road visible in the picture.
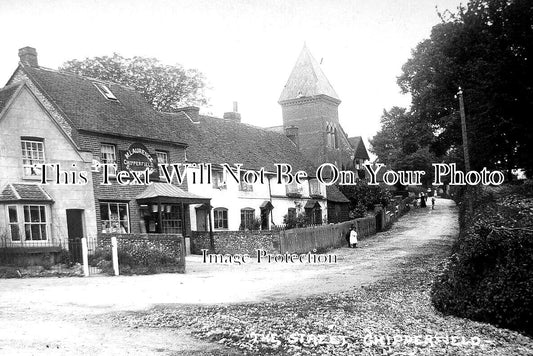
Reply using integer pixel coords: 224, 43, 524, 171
431, 196, 436, 210
420, 192, 427, 208
349, 225, 358, 248
413, 195, 418, 208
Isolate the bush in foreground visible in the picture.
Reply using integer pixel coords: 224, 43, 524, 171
431, 183, 533, 336
89, 242, 181, 275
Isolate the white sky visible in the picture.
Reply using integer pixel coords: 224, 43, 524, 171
0, 0, 464, 145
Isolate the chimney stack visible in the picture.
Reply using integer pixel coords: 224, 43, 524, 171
223, 101, 241, 122
285, 125, 299, 149
18, 47, 39, 67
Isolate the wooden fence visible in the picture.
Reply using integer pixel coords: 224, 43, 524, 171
279, 215, 376, 254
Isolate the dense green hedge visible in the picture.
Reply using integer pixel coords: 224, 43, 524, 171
431, 182, 533, 335
431, 183, 533, 335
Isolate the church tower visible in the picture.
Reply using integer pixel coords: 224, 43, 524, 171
279, 44, 355, 168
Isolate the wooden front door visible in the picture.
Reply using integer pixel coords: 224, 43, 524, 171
196, 208, 207, 231
66, 209, 84, 263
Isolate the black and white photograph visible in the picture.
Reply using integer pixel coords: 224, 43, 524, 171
0, 0, 532, 355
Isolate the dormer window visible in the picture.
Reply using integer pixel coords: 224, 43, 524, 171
93, 82, 117, 100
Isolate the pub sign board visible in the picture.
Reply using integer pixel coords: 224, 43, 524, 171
119, 142, 160, 181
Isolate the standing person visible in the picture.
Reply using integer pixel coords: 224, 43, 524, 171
431, 196, 436, 210
420, 192, 427, 208
349, 225, 358, 248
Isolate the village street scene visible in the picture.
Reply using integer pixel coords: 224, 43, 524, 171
0, 0, 532, 355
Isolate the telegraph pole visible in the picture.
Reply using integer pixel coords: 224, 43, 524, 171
457, 87, 473, 213
457, 87, 471, 172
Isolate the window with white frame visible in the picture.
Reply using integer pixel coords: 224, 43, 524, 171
309, 179, 322, 197
100, 144, 117, 176
156, 150, 169, 178
93, 82, 118, 100
214, 208, 228, 229
7, 205, 20, 241
212, 170, 226, 189
21, 139, 45, 177
100, 202, 130, 233
5, 204, 49, 241
285, 180, 303, 196
240, 208, 255, 230
23, 205, 48, 240
239, 173, 253, 192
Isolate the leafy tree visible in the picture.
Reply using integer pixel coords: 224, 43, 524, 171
60, 53, 208, 112
370, 107, 436, 186
282, 212, 308, 229
397, 0, 533, 176
339, 180, 392, 213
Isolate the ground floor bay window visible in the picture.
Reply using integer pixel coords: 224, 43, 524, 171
136, 183, 211, 235
3, 204, 51, 243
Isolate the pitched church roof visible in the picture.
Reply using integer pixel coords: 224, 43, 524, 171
348, 136, 370, 160
279, 44, 340, 103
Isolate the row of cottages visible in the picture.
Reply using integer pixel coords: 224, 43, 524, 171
0, 46, 349, 257
180, 111, 328, 231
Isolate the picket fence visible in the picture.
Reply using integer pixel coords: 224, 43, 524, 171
279, 215, 376, 254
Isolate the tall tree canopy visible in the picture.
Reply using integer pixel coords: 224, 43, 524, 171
370, 107, 437, 185
60, 54, 208, 112
373, 0, 533, 177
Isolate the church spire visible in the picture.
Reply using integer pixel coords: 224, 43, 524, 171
278, 44, 340, 104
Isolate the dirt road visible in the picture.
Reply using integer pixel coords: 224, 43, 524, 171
0, 199, 457, 355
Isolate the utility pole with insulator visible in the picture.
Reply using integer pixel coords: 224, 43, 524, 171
457, 87, 471, 172
457, 87, 473, 213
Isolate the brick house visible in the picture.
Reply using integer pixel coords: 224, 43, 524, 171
0, 47, 209, 257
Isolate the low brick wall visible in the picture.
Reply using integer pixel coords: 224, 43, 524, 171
190, 232, 212, 255
190, 231, 280, 255
97, 233, 185, 273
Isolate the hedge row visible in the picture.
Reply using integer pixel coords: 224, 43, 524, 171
431, 182, 533, 336
89, 241, 182, 275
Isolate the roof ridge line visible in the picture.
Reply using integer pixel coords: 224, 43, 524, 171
9, 184, 22, 200
27, 64, 138, 92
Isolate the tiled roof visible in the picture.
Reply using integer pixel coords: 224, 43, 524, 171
263, 125, 284, 133
184, 115, 317, 175
18, 65, 190, 145
0, 184, 53, 202
0, 83, 20, 115
279, 44, 340, 103
0, 185, 18, 201
348, 136, 370, 160
326, 185, 350, 203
